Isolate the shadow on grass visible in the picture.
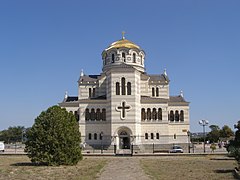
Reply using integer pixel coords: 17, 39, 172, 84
214, 169, 234, 173
11, 162, 48, 166
214, 169, 239, 180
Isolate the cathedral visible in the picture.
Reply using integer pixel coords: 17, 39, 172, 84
59, 34, 190, 152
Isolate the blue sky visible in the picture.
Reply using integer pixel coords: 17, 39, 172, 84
0, 0, 240, 132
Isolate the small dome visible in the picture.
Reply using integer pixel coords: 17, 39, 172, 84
105, 38, 140, 51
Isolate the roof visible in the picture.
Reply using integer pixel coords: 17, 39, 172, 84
141, 73, 170, 84
105, 38, 140, 51
78, 75, 99, 83
65, 96, 78, 102
141, 95, 189, 105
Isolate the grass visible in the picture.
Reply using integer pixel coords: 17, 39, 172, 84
0, 155, 237, 180
140, 155, 237, 180
0, 155, 107, 180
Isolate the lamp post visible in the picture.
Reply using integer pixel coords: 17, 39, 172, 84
187, 130, 191, 153
199, 120, 209, 153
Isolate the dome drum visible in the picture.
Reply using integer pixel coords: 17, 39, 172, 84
102, 38, 146, 73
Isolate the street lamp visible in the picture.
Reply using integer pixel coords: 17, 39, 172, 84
199, 120, 209, 153
187, 130, 191, 153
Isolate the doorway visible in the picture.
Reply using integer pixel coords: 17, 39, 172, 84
119, 131, 130, 149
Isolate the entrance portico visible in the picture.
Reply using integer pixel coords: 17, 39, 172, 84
114, 127, 132, 150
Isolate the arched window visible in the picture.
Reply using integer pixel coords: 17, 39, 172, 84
141, 108, 146, 121
89, 88, 92, 98
90, 108, 95, 120
99, 133, 103, 140
174, 134, 177, 139
145, 133, 148, 139
180, 110, 184, 121
152, 108, 157, 120
152, 87, 155, 97
140, 55, 143, 65
102, 109, 106, 121
175, 110, 179, 121
156, 87, 159, 97
121, 77, 126, 95
147, 108, 151, 120
116, 82, 120, 95
122, 52, 126, 62
88, 133, 92, 140
127, 82, 131, 95
158, 108, 162, 120
85, 108, 90, 121
133, 53, 136, 63
94, 133, 97, 140
170, 110, 174, 121
74, 111, 79, 121
156, 133, 159, 139
96, 108, 101, 121
151, 133, 154, 139
92, 88, 95, 97
112, 54, 115, 63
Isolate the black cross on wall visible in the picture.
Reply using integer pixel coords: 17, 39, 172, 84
116, 101, 131, 119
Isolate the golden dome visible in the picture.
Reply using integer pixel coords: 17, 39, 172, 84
106, 38, 140, 51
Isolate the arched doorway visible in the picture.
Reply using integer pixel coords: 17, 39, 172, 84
119, 131, 130, 149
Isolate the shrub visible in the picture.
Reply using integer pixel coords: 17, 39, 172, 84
25, 106, 82, 166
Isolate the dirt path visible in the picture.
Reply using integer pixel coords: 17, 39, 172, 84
97, 157, 150, 180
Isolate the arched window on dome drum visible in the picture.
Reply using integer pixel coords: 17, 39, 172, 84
140, 55, 143, 65
121, 77, 126, 95
133, 53, 136, 63
156, 87, 159, 97
145, 133, 148, 139
152, 87, 155, 97
90, 108, 95, 120
152, 108, 157, 120
151, 133, 154, 139
127, 82, 131, 95
170, 110, 174, 121
85, 108, 90, 121
122, 52, 126, 62
94, 133, 97, 140
175, 110, 179, 121
88, 133, 92, 140
112, 54, 115, 63
158, 108, 162, 120
141, 108, 146, 121
180, 110, 184, 121
96, 108, 101, 121
156, 133, 159, 139
116, 82, 120, 95
147, 108, 151, 120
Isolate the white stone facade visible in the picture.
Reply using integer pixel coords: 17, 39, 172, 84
59, 36, 190, 151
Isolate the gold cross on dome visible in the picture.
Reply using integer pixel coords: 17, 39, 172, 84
122, 31, 125, 39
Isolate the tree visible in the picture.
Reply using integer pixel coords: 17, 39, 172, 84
228, 121, 240, 169
0, 126, 25, 144
219, 125, 234, 140
207, 125, 220, 143
25, 105, 82, 166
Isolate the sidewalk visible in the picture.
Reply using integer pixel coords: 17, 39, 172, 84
97, 157, 150, 180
